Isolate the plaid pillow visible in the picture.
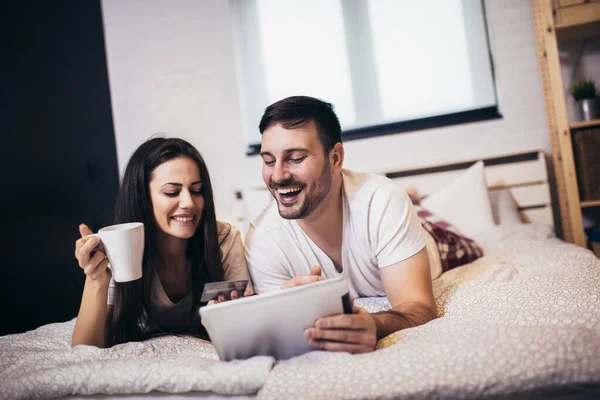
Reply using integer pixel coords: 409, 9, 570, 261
409, 194, 483, 272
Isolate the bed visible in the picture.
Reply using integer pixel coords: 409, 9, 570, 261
2, 151, 599, 400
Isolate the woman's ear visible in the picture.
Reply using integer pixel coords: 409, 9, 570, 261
330, 142, 345, 172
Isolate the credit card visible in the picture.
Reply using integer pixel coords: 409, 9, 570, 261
200, 279, 249, 302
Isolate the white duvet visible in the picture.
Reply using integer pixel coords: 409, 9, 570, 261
1, 224, 599, 399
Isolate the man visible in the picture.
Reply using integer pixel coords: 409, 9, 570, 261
245, 96, 436, 354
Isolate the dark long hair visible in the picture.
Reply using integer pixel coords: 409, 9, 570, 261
108, 137, 224, 345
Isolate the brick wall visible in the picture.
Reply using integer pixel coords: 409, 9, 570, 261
101, 0, 552, 224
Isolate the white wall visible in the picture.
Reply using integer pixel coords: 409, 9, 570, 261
101, 0, 262, 221
101, 0, 551, 224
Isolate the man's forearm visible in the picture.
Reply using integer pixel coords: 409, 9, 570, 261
372, 301, 437, 340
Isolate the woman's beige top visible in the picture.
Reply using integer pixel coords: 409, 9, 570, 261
107, 222, 251, 333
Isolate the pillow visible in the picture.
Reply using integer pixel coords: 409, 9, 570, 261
423, 228, 443, 280
421, 161, 495, 246
410, 194, 483, 277
488, 189, 522, 226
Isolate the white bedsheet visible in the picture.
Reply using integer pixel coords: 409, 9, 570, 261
1, 224, 599, 399
0, 322, 273, 400
257, 224, 600, 399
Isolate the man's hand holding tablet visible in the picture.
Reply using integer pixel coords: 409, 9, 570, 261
199, 277, 351, 360
280, 266, 376, 354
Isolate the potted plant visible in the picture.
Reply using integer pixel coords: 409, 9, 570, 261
569, 78, 598, 121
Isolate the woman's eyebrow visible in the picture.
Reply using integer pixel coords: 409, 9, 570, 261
161, 180, 202, 187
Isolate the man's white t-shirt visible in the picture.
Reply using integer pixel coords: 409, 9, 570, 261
245, 169, 426, 298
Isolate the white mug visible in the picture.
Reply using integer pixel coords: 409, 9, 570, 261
89, 222, 144, 282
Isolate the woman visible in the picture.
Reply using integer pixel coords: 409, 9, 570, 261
72, 137, 251, 347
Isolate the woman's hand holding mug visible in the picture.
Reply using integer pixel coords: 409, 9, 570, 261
75, 224, 112, 287
75, 222, 145, 285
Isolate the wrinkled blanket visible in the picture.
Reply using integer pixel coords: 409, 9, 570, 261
0, 321, 274, 399
258, 224, 600, 399
2, 225, 599, 400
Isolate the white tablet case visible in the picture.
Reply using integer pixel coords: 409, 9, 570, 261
199, 277, 351, 361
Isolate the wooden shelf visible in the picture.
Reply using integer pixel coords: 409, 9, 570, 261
581, 200, 600, 208
531, 0, 599, 247
570, 119, 600, 130
555, 2, 600, 29
556, 21, 600, 42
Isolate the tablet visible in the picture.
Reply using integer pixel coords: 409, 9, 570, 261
199, 276, 352, 361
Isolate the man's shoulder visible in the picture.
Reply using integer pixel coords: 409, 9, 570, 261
248, 201, 291, 235
342, 169, 403, 203
245, 203, 297, 256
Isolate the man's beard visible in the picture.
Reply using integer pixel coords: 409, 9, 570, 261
272, 159, 332, 220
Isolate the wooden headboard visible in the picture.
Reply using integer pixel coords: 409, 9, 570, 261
235, 150, 554, 232
384, 150, 553, 228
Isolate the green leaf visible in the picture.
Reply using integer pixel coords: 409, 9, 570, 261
569, 79, 598, 101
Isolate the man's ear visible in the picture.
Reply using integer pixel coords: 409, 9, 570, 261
330, 142, 345, 173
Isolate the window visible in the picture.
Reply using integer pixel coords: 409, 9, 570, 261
230, 0, 499, 154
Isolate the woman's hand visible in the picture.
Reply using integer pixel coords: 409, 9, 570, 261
74, 224, 111, 287
207, 287, 253, 305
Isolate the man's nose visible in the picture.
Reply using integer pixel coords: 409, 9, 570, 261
272, 161, 291, 184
